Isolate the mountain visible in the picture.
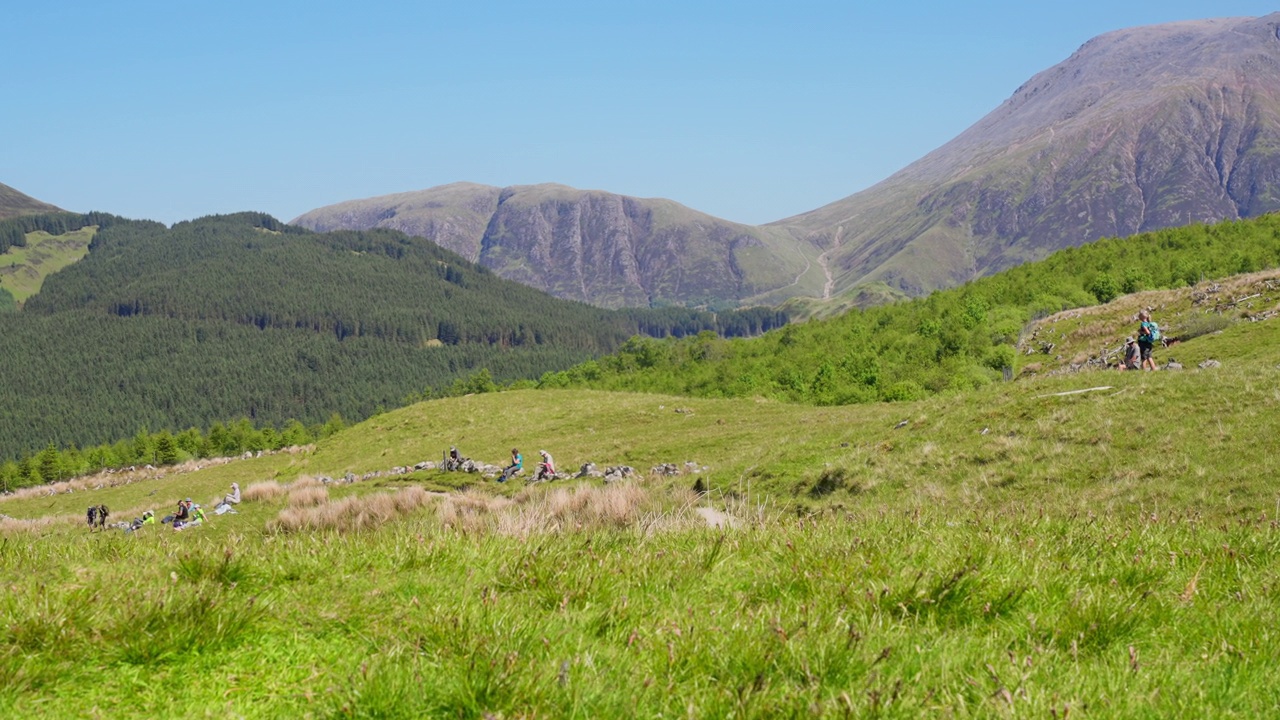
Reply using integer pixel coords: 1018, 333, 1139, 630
774, 13, 1280, 297
292, 183, 823, 310
295, 16, 1280, 310
0, 212, 785, 459
0, 181, 62, 219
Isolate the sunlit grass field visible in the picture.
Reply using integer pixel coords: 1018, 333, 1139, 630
0, 227, 95, 304
2, 301, 1279, 717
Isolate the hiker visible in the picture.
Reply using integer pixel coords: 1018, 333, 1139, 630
129, 510, 156, 531
172, 498, 192, 529
499, 448, 523, 482
1119, 337, 1140, 370
1137, 310, 1159, 371
222, 482, 240, 505
444, 446, 465, 471
178, 504, 206, 530
85, 504, 109, 531
534, 450, 556, 483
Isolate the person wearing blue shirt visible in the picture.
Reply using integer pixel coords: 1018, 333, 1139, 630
500, 448, 523, 482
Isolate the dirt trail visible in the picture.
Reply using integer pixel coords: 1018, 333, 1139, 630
815, 227, 844, 300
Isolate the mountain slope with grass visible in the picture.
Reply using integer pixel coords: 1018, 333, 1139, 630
3, 290, 1279, 717
0, 181, 61, 219
292, 182, 823, 310
537, 213, 1280, 404
775, 13, 1280, 298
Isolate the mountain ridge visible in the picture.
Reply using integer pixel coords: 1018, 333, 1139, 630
295, 14, 1280, 309
292, 183, 823, 309
0, 182, 62, 219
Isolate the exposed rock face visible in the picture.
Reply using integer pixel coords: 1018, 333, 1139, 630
0, 182, 62, 219
294, 15, 1280, 309
775, 14, 1280, 297
293, 183, 818, 309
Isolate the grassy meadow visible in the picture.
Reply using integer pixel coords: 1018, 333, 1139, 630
3, 285, 1280, 717
0, 227, 95, 304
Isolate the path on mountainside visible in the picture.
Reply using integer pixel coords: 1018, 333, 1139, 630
815, 227, 844, 300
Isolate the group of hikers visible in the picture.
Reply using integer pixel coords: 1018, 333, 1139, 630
445, 446, 556, 483
1118, 310, 1161, 371
100, 482, 240, 534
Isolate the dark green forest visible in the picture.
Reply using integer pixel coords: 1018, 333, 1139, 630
537, 214, 1280, 402
0, 212, 786, 460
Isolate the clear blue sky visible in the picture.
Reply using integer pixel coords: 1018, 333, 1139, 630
3, 1, 1276, 226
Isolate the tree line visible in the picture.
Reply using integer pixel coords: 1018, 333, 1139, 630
0, 414, 347, 492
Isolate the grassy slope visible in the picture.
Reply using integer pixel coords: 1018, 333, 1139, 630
3, 289, 1280, 716
0, 227, 95, 304
0, 182, 62, 220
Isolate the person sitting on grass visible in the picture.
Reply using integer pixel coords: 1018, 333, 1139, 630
129, 510, 156, 531
499, 448, 523, 483
172, 499, 192, 529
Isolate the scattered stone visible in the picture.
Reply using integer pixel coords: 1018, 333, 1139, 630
604, 466, 635, 483
650, 463, 680, 477
1165, 361, 1183, 370
894, 420, 909, 429
1198, 359, 1221, 369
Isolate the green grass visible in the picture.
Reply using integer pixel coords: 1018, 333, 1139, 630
0, 226, 95, 304
3, 304, 1280, 716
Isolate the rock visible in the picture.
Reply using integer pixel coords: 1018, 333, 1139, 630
1165, 361, 1183, 370
1198, 359, 1222, 369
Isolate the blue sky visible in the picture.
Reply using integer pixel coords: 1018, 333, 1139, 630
3, 1, 1277, 226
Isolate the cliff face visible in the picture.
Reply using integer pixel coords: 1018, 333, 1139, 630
775, 13, 1280, 297
293, 183, 820, 309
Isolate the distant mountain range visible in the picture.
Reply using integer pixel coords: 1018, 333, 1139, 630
0, 182, 61, 219
296, 13, 1280, 308
293, 183, 823, 310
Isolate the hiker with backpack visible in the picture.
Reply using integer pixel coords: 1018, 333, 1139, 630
1137, 310, 1160, 371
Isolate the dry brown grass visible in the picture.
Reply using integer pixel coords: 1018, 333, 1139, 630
243, 481, 286, 503
287, 485, 329, 509
0, 513, 78, 534
268, 486, 434, 534
441, 483, 704, 537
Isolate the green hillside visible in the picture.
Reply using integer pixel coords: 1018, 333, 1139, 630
538, 214, 1280, 402
2, 296, 1278, 716
0, 212, 786, 460
0, 181, 61, 219
0, 226, 95, 306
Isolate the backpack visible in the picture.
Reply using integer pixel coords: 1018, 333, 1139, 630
1148, 322, 1161, 342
